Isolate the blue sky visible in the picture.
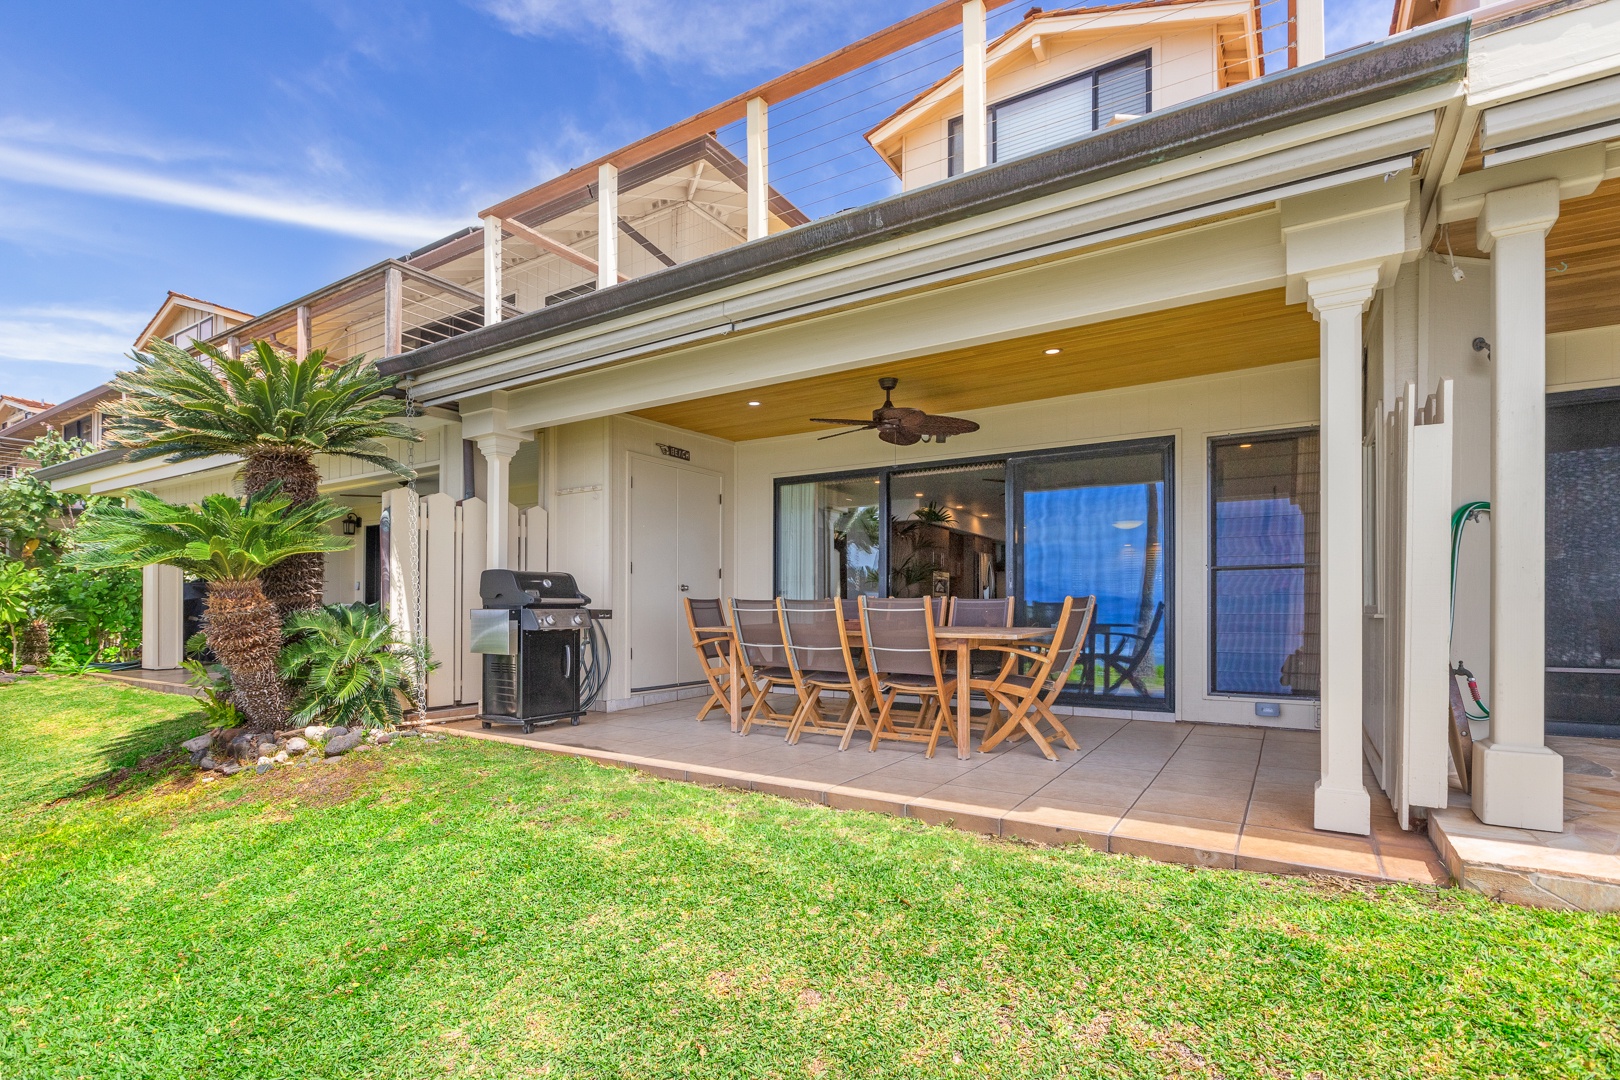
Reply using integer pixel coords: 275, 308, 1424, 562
0, 0, 1392, 406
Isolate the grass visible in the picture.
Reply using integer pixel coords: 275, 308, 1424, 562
1, 678, 1617, 1079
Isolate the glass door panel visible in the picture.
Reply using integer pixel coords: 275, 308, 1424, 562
886, 462, 1007, 601
1010, 438, 1173, 710
775, 473, 882, 600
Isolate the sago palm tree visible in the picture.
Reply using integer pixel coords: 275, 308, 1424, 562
105, 339, 419, 615
280, 603, 427, 731
70, 487, 350, 730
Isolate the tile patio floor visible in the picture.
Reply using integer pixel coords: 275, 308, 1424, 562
442, 697, 1449, 886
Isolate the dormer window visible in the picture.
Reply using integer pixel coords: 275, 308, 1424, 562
165, 315, 216, 349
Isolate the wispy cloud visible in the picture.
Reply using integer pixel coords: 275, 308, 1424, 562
471, 0, 876, 78
0, 304, 146, 367
0, 139, 470, 246
1327, 0, 1391, 53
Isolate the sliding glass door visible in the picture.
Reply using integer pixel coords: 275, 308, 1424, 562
775, 473, 882, 600
1010, 437, 1174, 710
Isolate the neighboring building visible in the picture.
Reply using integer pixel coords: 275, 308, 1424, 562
0, 396, 54, 477
134, 292, 254, 352
39, 0, 1620, 880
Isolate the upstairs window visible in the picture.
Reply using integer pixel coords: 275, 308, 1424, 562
991, 51, 1151, 164
165, 315, 216, 349
62, 415, 93, 443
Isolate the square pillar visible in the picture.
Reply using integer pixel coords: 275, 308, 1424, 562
1307, 267, 1379, 836
482, 215, 504, 327
1473, 180, 1564, 832
141, 563, 184, 670
597, 163, 619, 290
475, 432, 524, 569
961, 0, 988, 171
746, 97, 769, 241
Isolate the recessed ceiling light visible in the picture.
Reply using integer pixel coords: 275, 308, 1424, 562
914, 491, 925, 498
1113, 519, 1144, 530
1044, 348, 1061, 355
1239, 443, 1252, 449
976, 512, 990, 518
747, 400, 762, 406
953, 504, 965, 509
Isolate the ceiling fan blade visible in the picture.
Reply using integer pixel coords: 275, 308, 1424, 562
904, 413, 980, 437
808, 418, 878, 426
816, 426, 871, 440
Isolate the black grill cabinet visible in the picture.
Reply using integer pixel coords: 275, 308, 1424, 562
472, 570, 592, 732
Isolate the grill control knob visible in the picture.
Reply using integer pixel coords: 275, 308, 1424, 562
543, 613, 557, 626
541, 578, 553, 588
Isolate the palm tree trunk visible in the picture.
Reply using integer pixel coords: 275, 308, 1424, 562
18, 621, 49, 667
244, 451, 327, 617
203, 578, 287, 731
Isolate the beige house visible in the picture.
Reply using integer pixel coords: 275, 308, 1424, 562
42, 0, 1620, 904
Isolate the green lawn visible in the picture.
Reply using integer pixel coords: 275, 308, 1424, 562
2, 679, 1616, 1079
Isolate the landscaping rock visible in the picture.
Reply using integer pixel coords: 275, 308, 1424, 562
226, 734, 258, 762
255, 756, 272, 775
375, 732, 396, 745
274, 751, 289, 764
18, 664, 36, 674
325, 732, 363, 757
198, 755, 220, 771
398, 729, 421, 738
181, 733, 214, 754
219, 763, 242, 776
304, 725, 329, 741
326, 725, 350, 740
0, 673, 16, 684
285, 737, 308, 754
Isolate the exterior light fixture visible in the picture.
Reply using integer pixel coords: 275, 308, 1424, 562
1044, 348, 1061, 355
341, 511, 363, 536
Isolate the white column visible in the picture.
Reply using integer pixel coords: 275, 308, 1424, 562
482, 215, 503, 327
961, 0, 988, 171
597, 163, 619, 290
1293, 0, 1325, 67
295, 305, 311, 359
141, 563, 184, 671
384, 266, 403, 355
1308, 267, 1379, 836
746, 96, 770, 241
1473, 180, 1565, 832
476, 433, 523, 569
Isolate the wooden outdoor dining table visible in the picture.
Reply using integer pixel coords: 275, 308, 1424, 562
844, 619, 1054, 759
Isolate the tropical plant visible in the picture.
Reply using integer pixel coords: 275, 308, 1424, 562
0, 432, 93, 564
69, 486, 350, 730
17, 600, 72, 668
0, 561, 41, 670
106, 339, 418, 615
279, 603, 428, 730
889, 503, 954, 597
43, 565, 141, 666
182, 658, 241, 728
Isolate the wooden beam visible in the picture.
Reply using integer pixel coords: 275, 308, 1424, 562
499, 216, 629, 283
480, 0, 1021, 222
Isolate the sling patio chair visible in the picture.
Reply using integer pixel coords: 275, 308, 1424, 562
974, 595, 1097, 760
777, 598, 876, 749
683, 596, 751, 723
858, 595, 961, 758
729, 598, 801, 734
947, 597, 1015, 627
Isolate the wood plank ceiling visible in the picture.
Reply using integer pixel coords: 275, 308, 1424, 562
1442, 176, 1620, 335
634, 288, 1319, 441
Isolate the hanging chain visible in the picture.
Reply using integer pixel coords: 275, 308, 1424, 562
403, 384, 427, 716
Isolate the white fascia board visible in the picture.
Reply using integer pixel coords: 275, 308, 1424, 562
1468, 2, 1620, 109
1482, 71, 1620, 150
1437, 141, 1607, 222
408, 86, 1455, 406
500, 212, 1291, 430
71, 454, 241, 497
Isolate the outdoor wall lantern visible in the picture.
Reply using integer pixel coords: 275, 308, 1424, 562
342, 511, 363, 536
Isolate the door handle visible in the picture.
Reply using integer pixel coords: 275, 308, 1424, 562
680, 584, 690, 592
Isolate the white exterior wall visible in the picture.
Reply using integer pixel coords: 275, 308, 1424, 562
734, 359, 1321, 729
899, 27, 1221, 190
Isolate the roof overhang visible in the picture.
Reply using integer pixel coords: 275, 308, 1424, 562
380, 22, 1469, 404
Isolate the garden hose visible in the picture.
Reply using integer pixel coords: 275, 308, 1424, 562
1449, 501, 1492, 721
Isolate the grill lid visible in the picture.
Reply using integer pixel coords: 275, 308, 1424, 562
480, 569, 592, 608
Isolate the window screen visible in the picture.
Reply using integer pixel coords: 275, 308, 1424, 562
990, 51, 1151, 164
1210, 432, 1320, 697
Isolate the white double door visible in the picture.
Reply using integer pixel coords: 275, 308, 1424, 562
628, 455, 723, 692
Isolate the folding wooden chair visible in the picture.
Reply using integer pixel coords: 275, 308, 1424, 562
975, 595, 1096, 760
947, 597, 1015, 627
728, 598, 800, 734
683, 596, 749, 723
778, 598, 874, 749
858, 595, 960, 758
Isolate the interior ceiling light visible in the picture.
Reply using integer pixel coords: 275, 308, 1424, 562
1044, 348, 1061, 355
1239, 443, 1252, 449
1113, 519, 1144, 529
953, 504, 965, 509
748, 400, 762, 406
914, 491, 925, 498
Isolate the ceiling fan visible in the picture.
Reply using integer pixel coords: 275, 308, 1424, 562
809, 377, 980, 446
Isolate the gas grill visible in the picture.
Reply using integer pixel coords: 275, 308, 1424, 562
470, 570, 610, 731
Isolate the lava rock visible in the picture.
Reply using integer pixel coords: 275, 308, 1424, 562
181, 733, 214, 754
219, 763, 242, 776
325, 732, 363, 757
255, 756, 273, 775
285, 737, 309, 754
